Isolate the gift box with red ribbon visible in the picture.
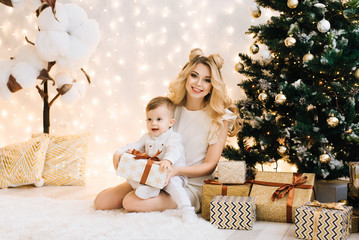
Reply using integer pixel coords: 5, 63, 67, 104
201, 179, 251, 221
295, 201, 352, 240
249, 171, 315, 223
116, 151, 167, 189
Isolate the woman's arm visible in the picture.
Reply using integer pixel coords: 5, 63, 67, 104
172, 121, 229, 178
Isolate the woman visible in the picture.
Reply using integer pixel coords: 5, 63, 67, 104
94, 48, 240, 213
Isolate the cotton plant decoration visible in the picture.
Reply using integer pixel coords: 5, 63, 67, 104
0, 0, 100, 133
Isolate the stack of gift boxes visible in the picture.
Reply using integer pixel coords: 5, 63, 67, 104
202, 160, 357, 240
116, 152, 357, 239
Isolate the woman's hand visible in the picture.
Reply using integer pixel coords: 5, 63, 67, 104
164, 165, 178, 186
113, 152, 122, 171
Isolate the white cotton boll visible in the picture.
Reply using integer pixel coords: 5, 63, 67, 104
11, 61, 39, 89
0, 84, 12, 100
55, 72, 73, 87
60, 86, 81, 104
37, 3, 68, 32
14, 45, 47, 70
35, 30, 70, 62
73, 80, 87, 97
71, 19, 100, 52
56, 36, 90, 69
0, 60, 13, 81
11, 0, 25, 8
63, 4, 88, 33
25, 0, 42, 11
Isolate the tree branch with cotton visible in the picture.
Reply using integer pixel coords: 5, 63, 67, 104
0, 0, 100, 133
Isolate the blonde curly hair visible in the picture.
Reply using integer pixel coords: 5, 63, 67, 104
168, 48, 240, 139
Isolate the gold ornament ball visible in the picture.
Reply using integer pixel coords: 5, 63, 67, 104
250, 44, 260, 54
354, 68, 359, 80
258, 91, 268, 102
319, 152, 331, 163
275, 92, 287, 104
285, 36, 296, 47
287, 0, 299, 8
235, 62, 244, 72
303, 52, 314, 63
277, 146, 287, 156
327, 115, 339, 127
341, 0, 349, 6
251, 10, 261, 18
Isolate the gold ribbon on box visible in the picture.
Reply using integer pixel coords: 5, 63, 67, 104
305, 200, 349, 240
130, 149, 161, 185
251, 173, 314, 223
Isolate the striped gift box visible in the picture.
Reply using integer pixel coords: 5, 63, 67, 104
295, 201, 352, 240
210, 195, 256, 230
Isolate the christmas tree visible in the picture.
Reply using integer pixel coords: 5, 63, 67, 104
223, 0, 359, 180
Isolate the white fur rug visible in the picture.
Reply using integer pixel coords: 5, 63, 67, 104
0, 195, 228, 240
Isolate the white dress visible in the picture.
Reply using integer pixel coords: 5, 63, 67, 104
173, 106, 229, 212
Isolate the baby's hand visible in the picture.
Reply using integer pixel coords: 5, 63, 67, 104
125, 148, 133, 154
158, 159, 172, 172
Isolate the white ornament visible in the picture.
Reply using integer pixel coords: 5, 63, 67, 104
285, 36, 296, 47
261, 50, 272, 61
317, 18, 331, 33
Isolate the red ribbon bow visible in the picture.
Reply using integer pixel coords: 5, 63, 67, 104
130, 149, 162, 185
131, 149, 162, 161
271, 174, 308, 201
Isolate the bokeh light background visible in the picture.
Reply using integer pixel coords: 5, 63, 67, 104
0, 0, 277, 186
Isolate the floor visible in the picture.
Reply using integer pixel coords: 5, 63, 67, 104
1, 183, 359, 240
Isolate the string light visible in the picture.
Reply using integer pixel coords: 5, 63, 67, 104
0, 0, 278, 184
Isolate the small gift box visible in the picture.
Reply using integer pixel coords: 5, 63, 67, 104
295, 201, 352, 240
217, 160, 246, 184
201, 179, 251, 221
210, 195, 256, 230
249, 171, 315, 223
116, 152, 167, 189
350, 162, 359, 189
315, 180, 348, 203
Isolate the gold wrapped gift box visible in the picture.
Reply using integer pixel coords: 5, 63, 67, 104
217, 160, 246, 184
350, 162, 359, 189
201, 179, 251, 220
249, 171, 315, 223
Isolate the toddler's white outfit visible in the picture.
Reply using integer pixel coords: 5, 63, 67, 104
117, 128, 197, 222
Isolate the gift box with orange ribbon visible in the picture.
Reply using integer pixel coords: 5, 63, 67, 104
249, 171, 315, 223
201, 179, 251, 221
295, 201, 352, 240
116, 151, 167, 189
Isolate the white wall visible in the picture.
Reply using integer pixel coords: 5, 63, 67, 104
0, 0, 273, 186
